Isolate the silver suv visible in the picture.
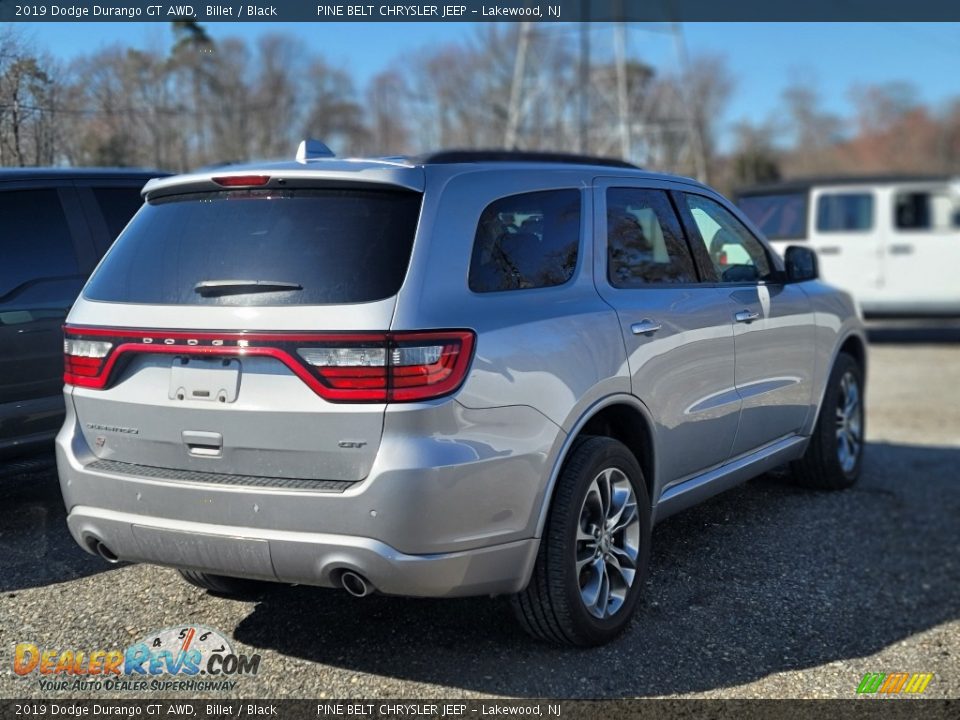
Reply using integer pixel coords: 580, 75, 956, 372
57, 147, 867, 646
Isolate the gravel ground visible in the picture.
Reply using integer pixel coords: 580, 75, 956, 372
1, 335, 957, 700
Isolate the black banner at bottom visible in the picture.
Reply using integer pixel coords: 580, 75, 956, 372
0, 699, 956, 720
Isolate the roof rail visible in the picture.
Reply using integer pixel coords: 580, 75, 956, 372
296, 139, 336, 163
415, 149, 639, 169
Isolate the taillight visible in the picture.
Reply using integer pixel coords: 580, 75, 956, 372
64, 338, 113, 386
389, 333, 472, 401
62, 327, 474, 403
296, 332, 473, 402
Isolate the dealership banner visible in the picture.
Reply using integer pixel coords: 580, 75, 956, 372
0, 700, 957, 720
2, 0, 960, 22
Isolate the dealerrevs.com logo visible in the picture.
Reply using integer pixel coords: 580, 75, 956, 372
14, 625, 261, 692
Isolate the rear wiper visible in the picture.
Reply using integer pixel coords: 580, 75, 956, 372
193, 279, 303, 296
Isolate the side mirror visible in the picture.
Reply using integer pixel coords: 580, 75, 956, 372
784, 245, 818, 282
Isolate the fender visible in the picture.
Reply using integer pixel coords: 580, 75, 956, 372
802, 327, 868, 436
533, 392, 658, 538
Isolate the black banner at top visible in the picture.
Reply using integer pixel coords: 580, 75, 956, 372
1, 0, 960, 22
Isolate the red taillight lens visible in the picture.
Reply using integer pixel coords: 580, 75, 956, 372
64, 337, 113, 387
297, 331, 474, 402
389, 332, 474, 401
212, 175, 271, 187
62, 327, 474, 403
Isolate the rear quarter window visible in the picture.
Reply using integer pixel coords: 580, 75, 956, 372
894, 189, 960, 231
469, 189, 581, 293
83, 188, 423, 306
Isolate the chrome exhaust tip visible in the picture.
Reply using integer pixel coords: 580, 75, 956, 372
92, 539, 120, 564
340, 570, 373, 597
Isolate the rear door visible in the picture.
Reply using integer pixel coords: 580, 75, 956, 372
67, 183, 424, 481
880, 183, 960, 313
594, 178, 740, 488
676, 191, 816, 455
0, 183, 93, 448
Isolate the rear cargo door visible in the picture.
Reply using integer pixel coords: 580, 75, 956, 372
67, 184, 423, 482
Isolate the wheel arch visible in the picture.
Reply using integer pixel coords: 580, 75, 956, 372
803, 328, 868, 436
838, 332, 867, 378
534, 394, 657, 539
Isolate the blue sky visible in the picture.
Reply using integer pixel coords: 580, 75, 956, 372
18, 22, 960, 148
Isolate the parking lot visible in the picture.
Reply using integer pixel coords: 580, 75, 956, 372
1, 332, 958, 700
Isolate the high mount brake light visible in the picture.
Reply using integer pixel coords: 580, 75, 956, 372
62, 327, 474, 403
211, 175, 271, 187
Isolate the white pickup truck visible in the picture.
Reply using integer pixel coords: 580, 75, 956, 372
737, 175, 960, 316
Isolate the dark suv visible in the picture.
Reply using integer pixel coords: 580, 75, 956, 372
0, 168, 166, 459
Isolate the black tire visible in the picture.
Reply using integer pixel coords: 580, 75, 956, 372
178, 569, 272, 598
511, 436, 651, 646
791, 352, 865, 490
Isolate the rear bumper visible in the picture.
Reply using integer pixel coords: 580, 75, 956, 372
56, 394, 560, 597
66, 506, 538, 597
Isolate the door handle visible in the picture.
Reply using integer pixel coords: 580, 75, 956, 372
818, 246, 841, 255
888, 244, 914, 255
182, 430, 223, 458
735, 310, 761, 323
631, 319, 662, 335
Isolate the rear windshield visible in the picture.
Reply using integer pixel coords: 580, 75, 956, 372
84, 188, 422, 305
737, 192, 808, 240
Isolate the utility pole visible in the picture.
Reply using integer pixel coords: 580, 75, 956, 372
505, 15, 705, 172
505, 22, 532, 149
578, 0, 590, 154
614, 19, 631, 160
671, 22, 708, 182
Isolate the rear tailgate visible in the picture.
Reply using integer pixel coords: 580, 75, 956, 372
65, 183, 422, 482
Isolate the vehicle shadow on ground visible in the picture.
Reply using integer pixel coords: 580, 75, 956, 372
866, 320, 960, 344
233, 441, 960, 697
0, 460, 117, 592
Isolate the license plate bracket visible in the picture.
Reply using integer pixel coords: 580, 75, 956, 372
168, 357, 241, 403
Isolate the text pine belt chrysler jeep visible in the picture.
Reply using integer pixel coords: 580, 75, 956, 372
57, 145, 867, 646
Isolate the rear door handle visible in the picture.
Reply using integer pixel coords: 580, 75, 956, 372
631, 319, 662, 335
888, 244, 914, 255
735, 310, 761, 323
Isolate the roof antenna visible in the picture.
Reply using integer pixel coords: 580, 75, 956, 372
296, 139, 335, 163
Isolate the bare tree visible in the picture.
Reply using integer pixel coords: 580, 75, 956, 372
730, 120, 781, 187
780, 77, 844, 175
0, 29, 58, 166
303, 59, 368, 154
366, 71, 410, 155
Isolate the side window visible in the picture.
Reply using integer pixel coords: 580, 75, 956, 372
894, 190, 960, 231
816, 193, 874, 232
737, 192, 808, 240
469, 189, 580, 293
606, 188, 697, 286
0, 189, 79, 298
682, 193, 773, 283
92, 186, 144, 243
